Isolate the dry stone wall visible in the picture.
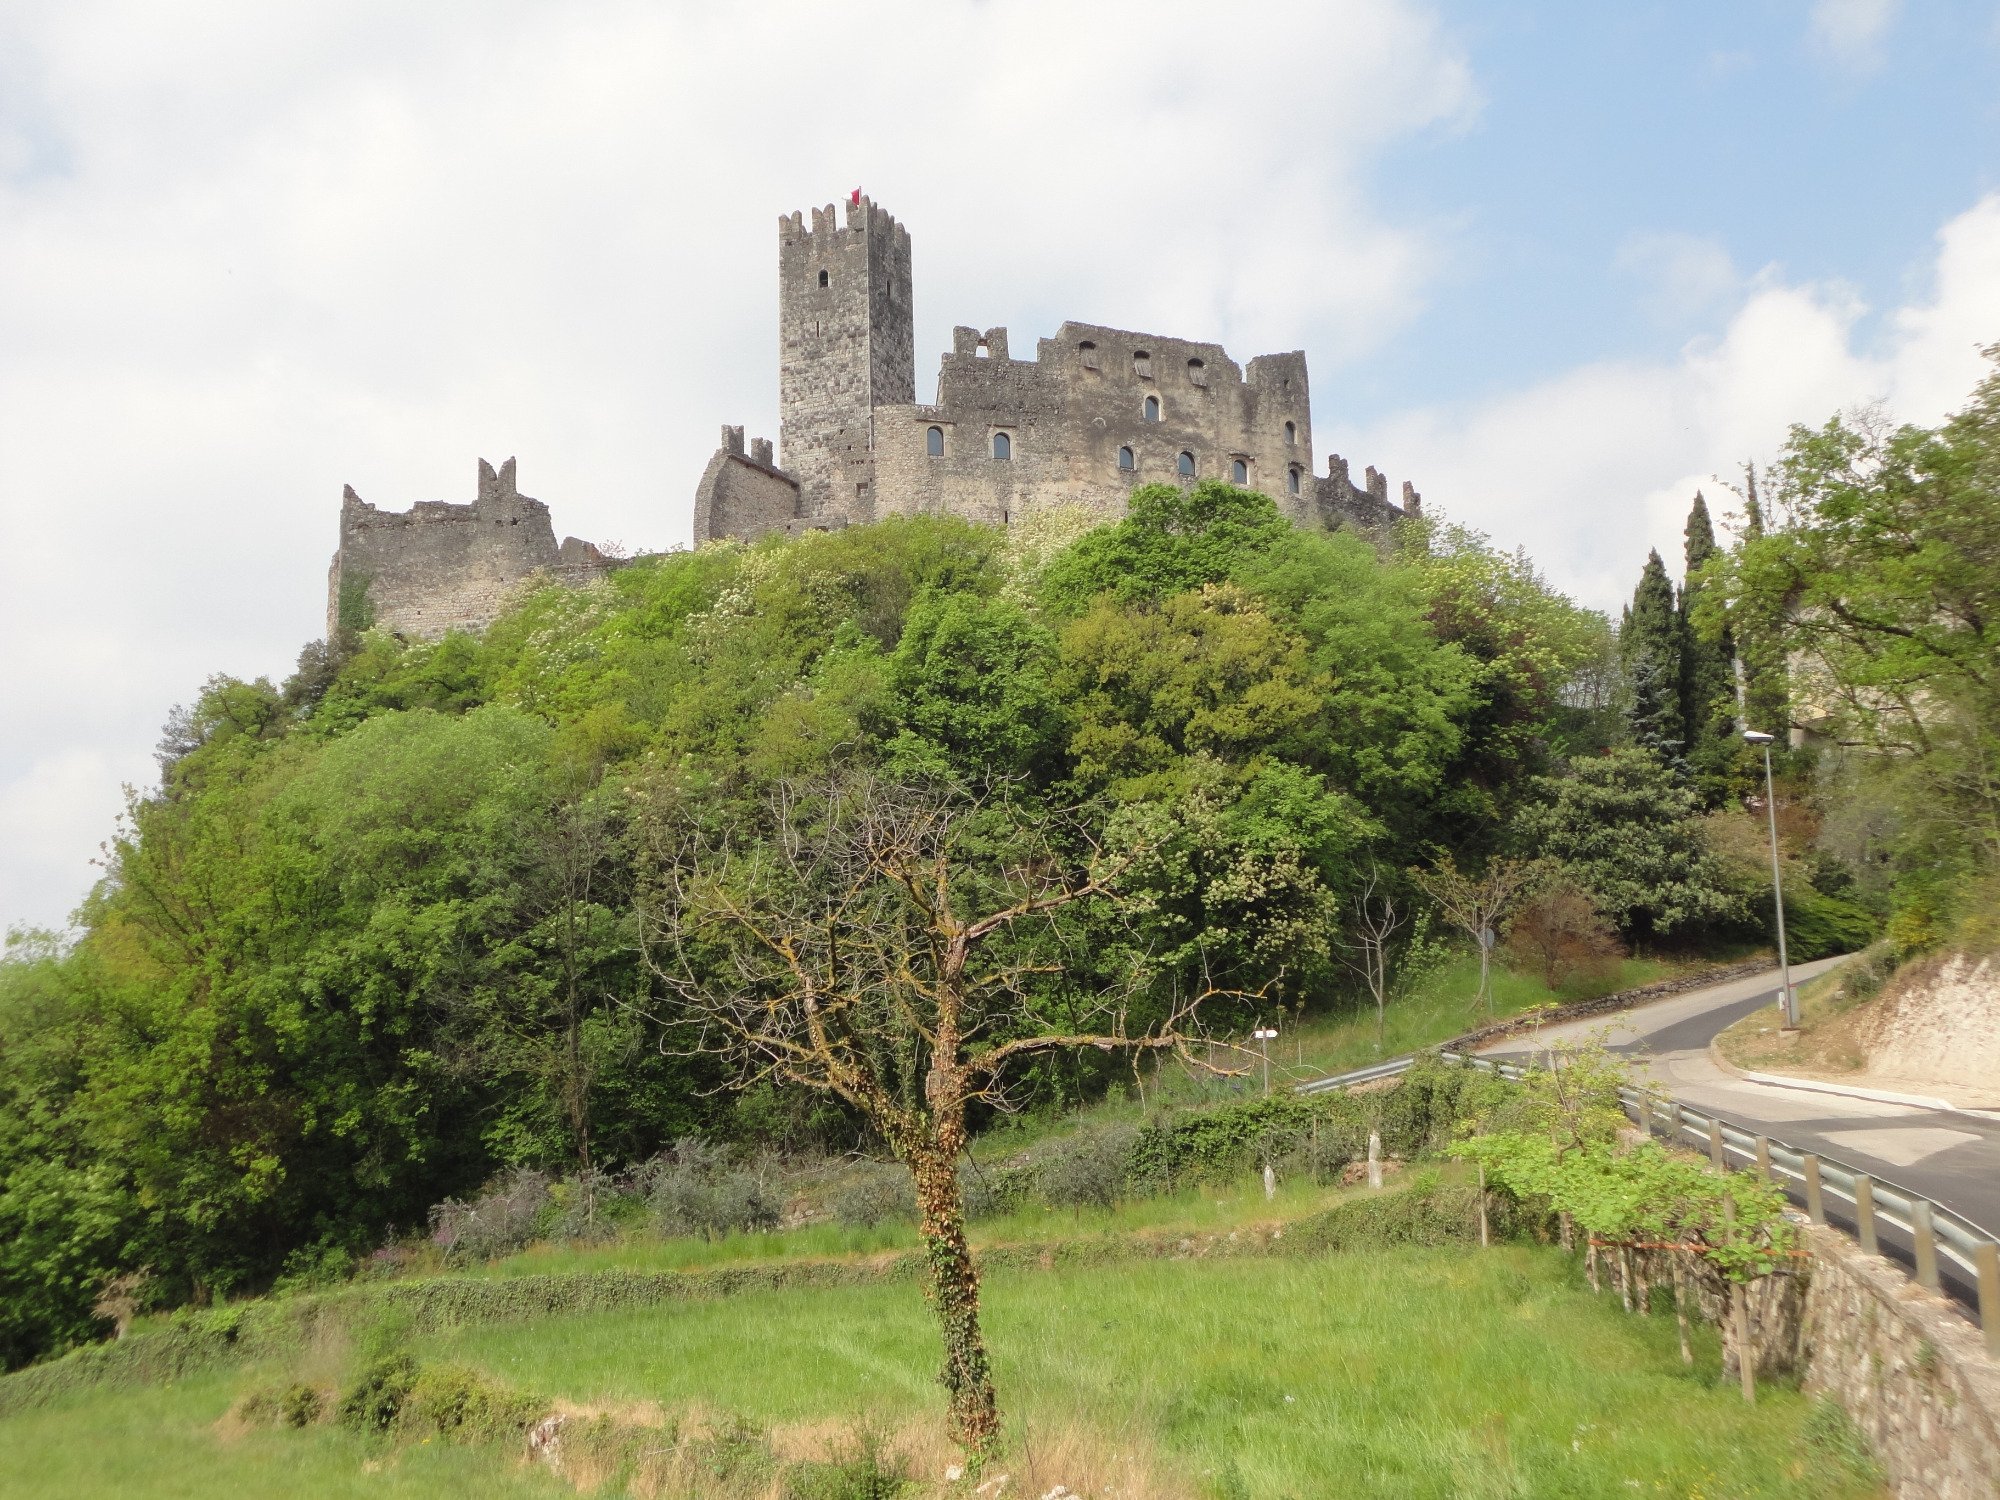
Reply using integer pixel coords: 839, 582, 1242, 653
1801, 1224, 2000, 1498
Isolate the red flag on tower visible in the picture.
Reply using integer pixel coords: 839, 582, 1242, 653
850, 188, 862, 205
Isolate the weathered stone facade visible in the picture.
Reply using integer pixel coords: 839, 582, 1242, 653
698, 195, 1420, 544
327, 458, 614, 641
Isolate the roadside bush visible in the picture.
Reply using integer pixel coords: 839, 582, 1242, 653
1780, 883, 1880, 961
1503, 877, 1623, 988
831, 1163, 915, 1228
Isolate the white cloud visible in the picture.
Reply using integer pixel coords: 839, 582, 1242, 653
1341, 194, 2000, 614
1809, 0, 1901, 69
0, 0, 1476, 931
1615, 231, 1742, 326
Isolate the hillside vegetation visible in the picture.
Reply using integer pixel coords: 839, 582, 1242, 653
1, 462, 1901, 1377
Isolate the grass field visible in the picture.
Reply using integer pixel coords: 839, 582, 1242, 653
412, 1246, 1870, 1500
1, 1214, 1881, 1499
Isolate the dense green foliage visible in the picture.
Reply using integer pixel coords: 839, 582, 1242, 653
0, 484, 1623, 1369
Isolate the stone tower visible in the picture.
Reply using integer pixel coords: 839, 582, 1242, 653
777, 195, 914, 522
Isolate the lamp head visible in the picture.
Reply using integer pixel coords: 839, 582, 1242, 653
1743, 730, 1776, 745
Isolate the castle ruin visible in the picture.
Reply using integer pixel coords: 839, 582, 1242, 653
330, 194, 1421, 639
327, 458, 614, 639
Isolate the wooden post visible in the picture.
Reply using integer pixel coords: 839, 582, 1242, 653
1724, 1191, 1754, 1403
1708, 1118, 1726, 1170
1366, 1130, 1382, 1190
1978, 1242, 2000, 1361
1912, 1199, 1940, 1292
1732, 1281, 1756, 1404
1854, 1175, 1878, 1257
1673, 1255, 1693, 1366
1802, 1154, 1825, 1224
1754, 1136, 1772, 1184
1669, 1100, 1683, 1143
1477, 1164, 1489, 1248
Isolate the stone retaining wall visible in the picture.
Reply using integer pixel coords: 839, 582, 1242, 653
1801, 1223, 2000, 1498
1441, 958, 1779, 1053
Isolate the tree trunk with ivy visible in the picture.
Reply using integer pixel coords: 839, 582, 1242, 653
906, 1142, 997, 1449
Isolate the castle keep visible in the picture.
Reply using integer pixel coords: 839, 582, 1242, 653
331, 195, 1420, 639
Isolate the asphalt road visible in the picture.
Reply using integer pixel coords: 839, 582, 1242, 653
1478, 958, 2000, 1307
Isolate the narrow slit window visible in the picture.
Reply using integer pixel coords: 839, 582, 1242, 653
926, 426, 944, 456
1177, 451, 1195, 477
1231, 459, 1248, 484
1117, 446, 1135, 471
1143, 394, 1160, 423
993, 431, 1011, 460
1284, 420, 1297, 446
819, 269, 829, 287
1288, 466, 1302, 496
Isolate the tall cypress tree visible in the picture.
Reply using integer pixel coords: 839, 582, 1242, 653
1679, 492, 1740, 803
1622, 549, 1685, 765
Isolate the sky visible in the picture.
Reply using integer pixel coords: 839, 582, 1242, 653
3, 0, 1998, 935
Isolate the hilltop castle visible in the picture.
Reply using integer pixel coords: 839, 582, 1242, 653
329, 194, 1421, 639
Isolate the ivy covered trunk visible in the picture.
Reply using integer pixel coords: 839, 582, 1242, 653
909, 1145, 998, 1453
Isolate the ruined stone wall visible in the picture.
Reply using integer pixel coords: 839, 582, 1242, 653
777, 196, 913, 524
327, 457, 612, 640
692, 426, 803, 543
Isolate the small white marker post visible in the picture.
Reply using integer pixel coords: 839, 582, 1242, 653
1253, 1026, 1279, 1097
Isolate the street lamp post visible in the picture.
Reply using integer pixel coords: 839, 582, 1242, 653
1744, 730, 1798, 1029
1253, 1026, 1279, 1096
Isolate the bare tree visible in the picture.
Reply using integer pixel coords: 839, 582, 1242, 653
636, 774, 1231, 1456
1336, 865, 1407, 1048
1409, 854, 1538, 1015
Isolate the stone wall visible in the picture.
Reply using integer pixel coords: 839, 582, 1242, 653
1801, 1223, 2000, 1498
327, 457, 613, 640
692, 426, 805, 543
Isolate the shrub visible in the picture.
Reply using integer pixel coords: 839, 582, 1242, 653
428, 1169, 552, 1263
640, 1140, 783, 1241
1038, 1123, 1139, 1210
1503, 877, 1623, 988
831, 1163, 915, 1228
402, 1362, 543, 1441
337, 1354, 417, 1433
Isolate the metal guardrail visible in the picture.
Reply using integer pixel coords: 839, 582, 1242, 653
1292, 1048, 2000, 1351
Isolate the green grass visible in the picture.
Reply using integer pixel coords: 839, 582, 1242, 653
421, 1244, 1877, 1499
0, 1368, 563, 1500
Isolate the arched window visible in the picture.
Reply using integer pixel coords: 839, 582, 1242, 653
819, 269, 829, 288
1231, 458, 1248, 484
926, 426, 944, 457
1288, 466, 1302, 496
1143, 394, 1160, 423
1284, 420, 1297, 446
1118, 446, 1135, 471
1177, 451, 1195, 477
993, 431, 1011, 460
